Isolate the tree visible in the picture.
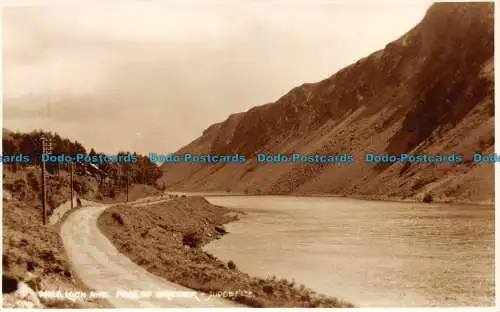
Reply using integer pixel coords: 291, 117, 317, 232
3, 138, 16, 155
72, 141, 86, 155
2, 138, 18, 171
19, 135, 36, 156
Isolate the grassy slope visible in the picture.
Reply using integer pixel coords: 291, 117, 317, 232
2, 196, 106, 308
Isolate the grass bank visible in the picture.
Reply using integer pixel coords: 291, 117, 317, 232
97, 196, 353, 308
2, 197, 108, 308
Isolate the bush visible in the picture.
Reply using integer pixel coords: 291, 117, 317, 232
262, 284, 274, 295
182, 231, 202, 248
111, 212, 125, 225
26, 173, 40, 192
47, 197, 56, 211
227, 260, 236, 270
423, 193, 433, 203
73, 180, 90, 195
13, 179, 26, 192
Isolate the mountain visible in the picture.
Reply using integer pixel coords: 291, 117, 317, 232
160, 3, 494, 204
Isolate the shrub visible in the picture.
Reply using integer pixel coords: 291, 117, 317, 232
13, 179, 26, 192
182, 231, 202, 248
111, 212, 125, 225
262, 284, 274, 295
423, 193, 433, 203
26, 173, 40, 192
227, 260, 236, 270
73, 180, 89, 195
47, 197, 56, 211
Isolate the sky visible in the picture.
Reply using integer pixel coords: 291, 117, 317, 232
3, 1, 432, 154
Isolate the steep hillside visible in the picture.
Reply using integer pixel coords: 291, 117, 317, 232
161, 3, 494, 204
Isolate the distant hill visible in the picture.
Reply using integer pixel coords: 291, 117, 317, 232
160, 3, 494, 204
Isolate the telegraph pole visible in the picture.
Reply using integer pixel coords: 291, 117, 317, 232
41, 134, 52, 225
70, 161, 74, 209
126, 171, 129, 202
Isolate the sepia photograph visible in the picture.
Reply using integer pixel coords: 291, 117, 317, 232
1, 0, 495, 309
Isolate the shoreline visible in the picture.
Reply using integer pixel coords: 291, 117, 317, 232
165, 190, 494, 206
97, 197, 354, 308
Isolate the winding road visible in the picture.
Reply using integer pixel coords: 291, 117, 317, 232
60, 200, 241, 308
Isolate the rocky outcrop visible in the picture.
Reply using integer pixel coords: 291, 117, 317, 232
3, 274, 44, 308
